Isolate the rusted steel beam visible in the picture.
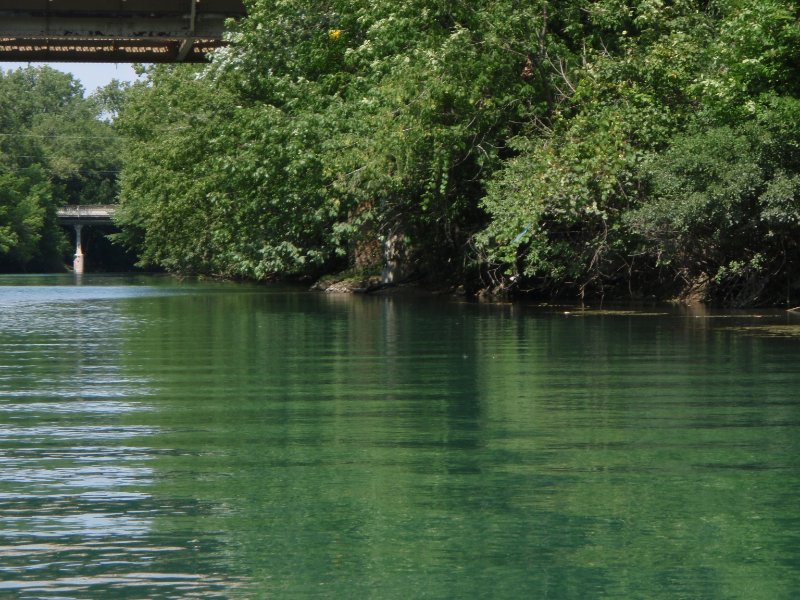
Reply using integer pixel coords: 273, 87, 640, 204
0, 14, 233, 39
0, 1, 245, 63
0, 1, 246, 16
0, 37, 224, 63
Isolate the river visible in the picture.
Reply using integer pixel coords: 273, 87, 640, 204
0, 274, 798, 598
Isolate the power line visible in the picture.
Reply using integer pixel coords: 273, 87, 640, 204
0, 164, 121, 175
0, 133, 117, 139
0, 126, 190, 140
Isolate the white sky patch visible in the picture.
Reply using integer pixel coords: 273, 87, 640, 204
0, 62, 141, 95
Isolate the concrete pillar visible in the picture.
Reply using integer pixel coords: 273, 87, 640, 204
73, 224, 84, 275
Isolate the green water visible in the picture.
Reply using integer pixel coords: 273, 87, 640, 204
1, 275, 799, 599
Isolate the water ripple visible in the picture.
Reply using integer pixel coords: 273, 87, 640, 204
0, 426, 158, 440
0, 401, 149, 414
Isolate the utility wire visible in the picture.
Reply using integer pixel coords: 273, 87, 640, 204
0, 164, 121, 175
0, 133, 117, 139
0, 126, 189, 140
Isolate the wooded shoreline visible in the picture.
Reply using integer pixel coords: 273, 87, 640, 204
1, 1, 798, 307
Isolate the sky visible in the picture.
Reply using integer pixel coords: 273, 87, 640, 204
0, 62, 141, 94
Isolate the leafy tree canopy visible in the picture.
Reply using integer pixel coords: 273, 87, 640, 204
0, 66, 121, 271
113, 0, 800, 304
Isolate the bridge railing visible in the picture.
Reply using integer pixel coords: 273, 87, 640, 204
57, 204, 115, 217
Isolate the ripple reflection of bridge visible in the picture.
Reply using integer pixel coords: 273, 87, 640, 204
57, 204, 116, 274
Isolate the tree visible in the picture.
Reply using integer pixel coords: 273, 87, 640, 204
0, 66, 121, 271
478, 0, 800, 304
112, 0, 800, 304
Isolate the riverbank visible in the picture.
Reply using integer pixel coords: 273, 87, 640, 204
310, 271, 450, 297
308, 268, 800, 311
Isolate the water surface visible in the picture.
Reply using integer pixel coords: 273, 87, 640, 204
1, 274, 799, 598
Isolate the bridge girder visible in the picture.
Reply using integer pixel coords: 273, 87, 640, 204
0, 1, 246, 63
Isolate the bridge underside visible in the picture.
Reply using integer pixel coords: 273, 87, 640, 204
0, 1, 246, 63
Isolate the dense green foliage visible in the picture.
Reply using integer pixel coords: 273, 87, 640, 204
480, 0, 800, 303
0, 67, 121, 271
115, 0, 800, 304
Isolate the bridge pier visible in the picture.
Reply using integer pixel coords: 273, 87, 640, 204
73, 224, 84, 275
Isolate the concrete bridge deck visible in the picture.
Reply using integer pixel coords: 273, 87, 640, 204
57, 204, 116, 225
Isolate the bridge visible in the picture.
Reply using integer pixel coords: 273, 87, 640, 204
0, 1, 247, 63
57, 204, 115, 274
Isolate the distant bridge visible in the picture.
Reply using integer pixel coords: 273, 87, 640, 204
57, 203, 115, 225
0, 1, 247, 63
57, 204, 116, 274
